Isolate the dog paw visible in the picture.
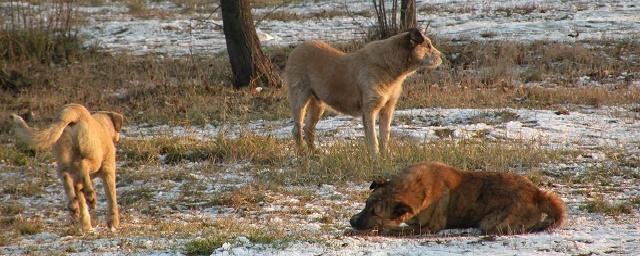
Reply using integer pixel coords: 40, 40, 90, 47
81, 226, 96, 234
107, 219, 120, 231
84, 191, 97, 209
68, 202, 80, 219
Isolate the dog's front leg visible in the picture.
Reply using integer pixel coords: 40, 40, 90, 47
363, 110, 380, 158
102, 167, 120, 231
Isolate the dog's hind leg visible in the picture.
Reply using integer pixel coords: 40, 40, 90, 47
288, 85, 313, 154
74, 182, 93, 231
59, 171, 79, 221
480, 205, 541, 235
101, 161, 120, 231
303, 98, 325, 151
79, 160, 97, 211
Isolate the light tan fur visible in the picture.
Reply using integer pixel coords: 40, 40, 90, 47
350, 162, 566, 236
285, 28, 442, 157
11, 103, 124, 231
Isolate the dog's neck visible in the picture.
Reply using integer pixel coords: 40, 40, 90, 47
362, 36, 418, 84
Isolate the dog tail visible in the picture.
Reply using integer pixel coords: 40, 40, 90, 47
532, 190, 566, 231
11, 104, 91, 150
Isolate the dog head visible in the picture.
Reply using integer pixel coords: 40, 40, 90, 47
349, 178, 416, 231
97, 111, 124, 143
403, 28, 442, 70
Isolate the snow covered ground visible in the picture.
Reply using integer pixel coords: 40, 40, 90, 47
2, 105, 639, 255
68, 0, 640, 55
1, 0, 639, 255
125, 106, 640, 153
3, 0, 639, 55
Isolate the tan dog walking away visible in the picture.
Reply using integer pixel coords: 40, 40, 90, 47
11, 104, 124, 231
350, 162, 566, 235
285, 28, 442, 157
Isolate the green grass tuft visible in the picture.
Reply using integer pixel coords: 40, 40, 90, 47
580, 196, 637, 216
184, 235, 226, 256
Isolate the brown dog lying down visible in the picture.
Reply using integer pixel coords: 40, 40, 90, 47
11, 104, 123, 231
350, 162, 566, 235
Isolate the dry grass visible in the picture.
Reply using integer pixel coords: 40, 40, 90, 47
172, 0, 217, 14
1, 3, 639, 254
0, 52, 288, 131
0, 0, 83, 63
257, 9, 371, 22
0, 202, 25, 217
120, 132, 289, 166
580, 195, 639, 216
125, 0, 146, 14
495, 3, 553, 15
1, 168, 55, 197
2, 35, 639, 134
399, 86, 640, 110
15, 218, 44, 236
0, 144, 34, 166
210, 185, 268, 210
183, 217, 289, 255
116, 131, 578, 186
0, 215, 44, 238
250, 0, 306, 8
419, 3, 476, 14
260, 137, 577, 185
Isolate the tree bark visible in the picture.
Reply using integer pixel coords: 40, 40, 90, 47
400, 0, 416, 30
220, 0, 280, 88
372, 0, 417, 39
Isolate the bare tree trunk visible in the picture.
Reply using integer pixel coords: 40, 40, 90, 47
220, 0, 280, 88
400, 0, 416, 30
372, 0, 416, 39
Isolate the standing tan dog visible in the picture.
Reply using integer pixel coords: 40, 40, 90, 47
11, 104, 123, 231
350, 162, 566, 235
285, 28, 442, 157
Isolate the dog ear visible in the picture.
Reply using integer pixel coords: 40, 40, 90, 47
392, 202, 413, 217
369, 178, 389, 190
107, 112, 124, 133
407, 28, 425, 47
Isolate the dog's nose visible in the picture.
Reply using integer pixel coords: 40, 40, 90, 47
349, 215, 358, 228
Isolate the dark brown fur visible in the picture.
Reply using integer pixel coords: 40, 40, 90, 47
350, 162, 566, 235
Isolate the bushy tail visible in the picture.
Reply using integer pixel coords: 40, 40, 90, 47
532, 190, 566, 231
11, 104, 91, 150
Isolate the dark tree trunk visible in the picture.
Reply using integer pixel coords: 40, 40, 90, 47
372, 0, 417, 39
400, 0, 416, 30
220, 0, 280, 88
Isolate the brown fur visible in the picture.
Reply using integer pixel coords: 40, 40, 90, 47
285, 28, 442, 157
350, 162, 566, 235
11, 103, 124, 231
